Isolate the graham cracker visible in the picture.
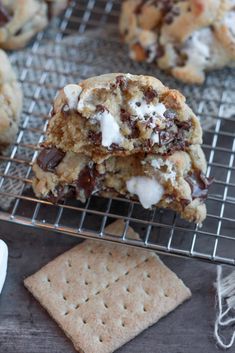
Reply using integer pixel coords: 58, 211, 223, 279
24, 220, 191, 353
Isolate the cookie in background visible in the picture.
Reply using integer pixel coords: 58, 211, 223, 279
120, 0, 235, 84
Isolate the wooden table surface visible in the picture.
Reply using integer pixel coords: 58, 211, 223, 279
0, 220, 224, 353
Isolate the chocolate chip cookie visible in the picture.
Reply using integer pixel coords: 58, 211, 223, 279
0, 49, 23, 153
120, 0, 235, 84
32, 73, 212, 223
0, 0, 69, 50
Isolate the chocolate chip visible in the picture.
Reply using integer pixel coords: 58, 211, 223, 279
76, 166, 98, 198
160, 0, 174, 12
120, 108, 131, 122
180, 198, 191, 207
0, 3, 10, 26
143, 87, 158, 103
175, 120, 191, 131
37, 147, 65, 172
96, 104, 106, 113
88, 131, 102, 145
156, 45, 165, 58
185, 171, 213, 200
115, 75, 128, 91
120, 109, 139, 139
136, 102, 141, 107
134, 0, 146, 15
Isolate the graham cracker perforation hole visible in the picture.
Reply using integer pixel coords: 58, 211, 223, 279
85, 280, 89, 286
106, 284, 110, 289
124, 271, 129, 276
109, 252, 112, 256
82, 318, 87, 324
146, 273, 151, 279
64, 311, 69, 316
104, 303, 108, 309
66, 279, 70, 284
67, 261, 72, 268
99, 337, 103, 343
75, 304, 80, 309
144, 258, 149, 262
101, 320, 106, 325
87, 264, 91, 270
143, 306, 147, 312
85, 298, 89, 302
115, 278, 119, 282
121, 321, 125, 327
63, 295, 67, 301
106, 266, 110, 272
123, 304, 127, 310
164, 292, 169, 298
95, 291, 100, 295
126, 287, 130, 293
90, 249, 94, 254
47, 278, 51, 283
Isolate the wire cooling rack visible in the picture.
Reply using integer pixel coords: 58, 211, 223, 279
0, 0, 235, 266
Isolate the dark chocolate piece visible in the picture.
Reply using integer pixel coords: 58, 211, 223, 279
120, 109, 140, 138
76, 165, 98, 198
143, 87, 158, 103
37, 147, 65, 172
185, 171, 213, 200
88, 131, 102, 145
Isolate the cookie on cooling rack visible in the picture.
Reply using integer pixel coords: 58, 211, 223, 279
0, 0, 69, 50
46, 73, 202, 161
32, 145, 212, 224
0, 49, 23, 153
120, 0, 235, 84
32, 73, 212, 224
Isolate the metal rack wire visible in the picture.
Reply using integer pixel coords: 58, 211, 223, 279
0, 0, 235, 266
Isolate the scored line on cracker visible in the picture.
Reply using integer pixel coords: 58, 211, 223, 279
24, 220, 191, 353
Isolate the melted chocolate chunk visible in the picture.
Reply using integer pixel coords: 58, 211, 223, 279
143, 87, 158, 103
0, 2, 10, 26
76, 166, 98, 198
185, 171, 213, 200
37, 147, 65, 172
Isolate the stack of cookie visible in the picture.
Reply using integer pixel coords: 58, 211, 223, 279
32, 73, 213, 223
120, 0, 235, 83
